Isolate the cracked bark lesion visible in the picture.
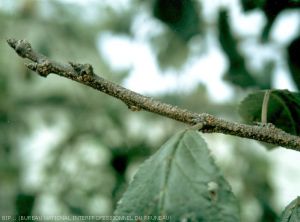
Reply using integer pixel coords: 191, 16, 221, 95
7, 38, 300, 151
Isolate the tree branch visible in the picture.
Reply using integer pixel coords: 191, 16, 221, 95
7, 38, 300, 151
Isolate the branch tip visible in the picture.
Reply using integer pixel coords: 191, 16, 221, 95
8, 39, 32, 58
7, 38, 17, 49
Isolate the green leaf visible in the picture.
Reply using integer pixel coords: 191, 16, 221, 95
280, 197, 300, 222
218, 9, 257, 88
240, 0, 266, 11
152, 32, 189, 70
114, 130, 240, 221
153, 0, 202, 42
238, 89, 300, 136
288, 35, 300, 90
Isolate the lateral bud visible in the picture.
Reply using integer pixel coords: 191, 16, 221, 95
69, 62, 94, 76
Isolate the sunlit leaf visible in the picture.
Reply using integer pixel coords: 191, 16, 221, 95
114, 130, 240, 221
239, 89, 300, 136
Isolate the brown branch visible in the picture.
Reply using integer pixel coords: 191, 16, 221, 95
7, 38, 300, 151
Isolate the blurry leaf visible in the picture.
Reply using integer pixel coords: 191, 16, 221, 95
66, 204, 85, 216
217, 9, 240, 63
239, 89, 300, 136
232, 140, 278, 220
280, 197, 300, 222
224, 62, 257, 88
152, 32, 189, 69
16, 193, 35, 218
0, 72, 8, 96
240, 0, 266, 11
153, 0, 202, 42
218, 9, 257, 88
240, 0, 300, 41
111, 152, 128, 176
104, 8, 133, 35
288, 35, 300, 90
114, 130, 240, 221
261, 0, 289, 41
0, 109, 9, 125
259, 60, 274, 88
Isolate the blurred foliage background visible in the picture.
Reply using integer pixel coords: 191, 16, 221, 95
0, 0, 300, 221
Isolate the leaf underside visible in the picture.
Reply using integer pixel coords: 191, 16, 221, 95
239, 89, 300, 136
